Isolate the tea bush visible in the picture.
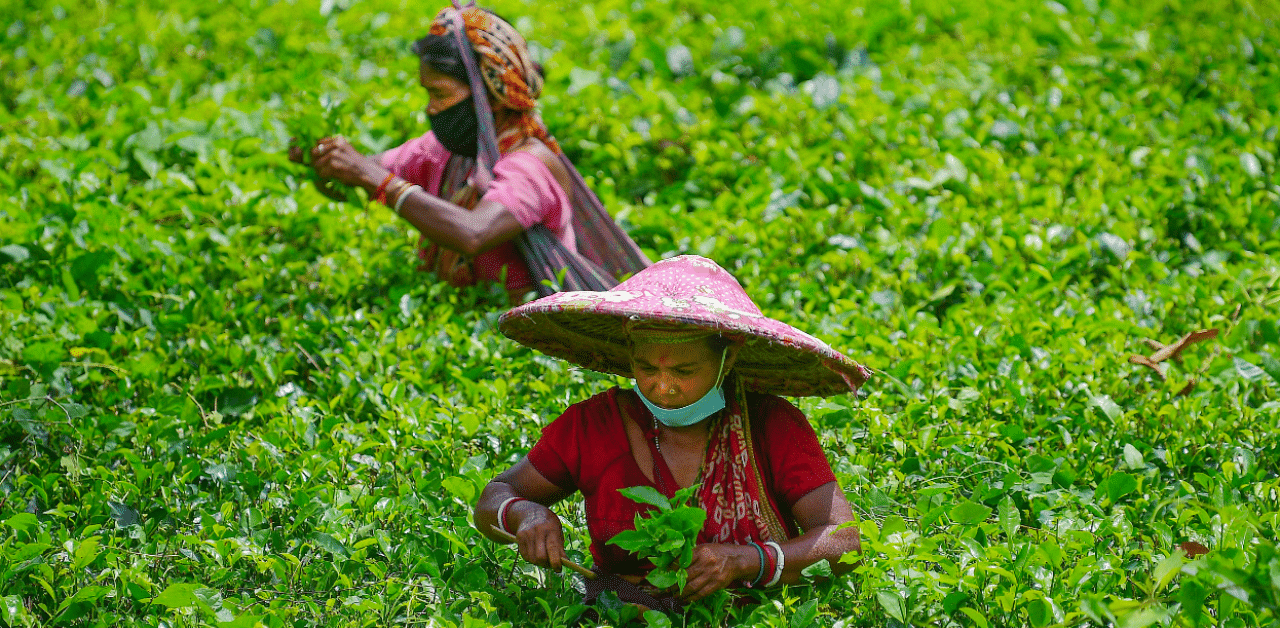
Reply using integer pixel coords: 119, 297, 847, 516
1, 0, 1278, 626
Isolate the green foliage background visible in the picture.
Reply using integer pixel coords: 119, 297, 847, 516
2, 0, 1279, 625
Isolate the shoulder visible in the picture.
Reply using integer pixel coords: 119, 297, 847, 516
748, 392, 822, 449
748, 392, 807, 426
496, 139, 573, 200
545, 387, 626, 431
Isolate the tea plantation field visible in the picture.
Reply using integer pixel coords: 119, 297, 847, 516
2, 0, 1278, 625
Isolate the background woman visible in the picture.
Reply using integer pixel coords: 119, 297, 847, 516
290, 6, 597, 301
478, 255, 871, 608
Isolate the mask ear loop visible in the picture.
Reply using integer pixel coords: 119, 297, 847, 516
713, 347, 729, 388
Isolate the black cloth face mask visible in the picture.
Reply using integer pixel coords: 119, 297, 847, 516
428, 96, 479, 158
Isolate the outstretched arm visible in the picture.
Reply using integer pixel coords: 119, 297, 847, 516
295, 136, 525, 256
475, 458, 576, 572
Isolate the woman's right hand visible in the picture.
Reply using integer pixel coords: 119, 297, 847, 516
287, 138, 352, 202
512, 502, 568, 572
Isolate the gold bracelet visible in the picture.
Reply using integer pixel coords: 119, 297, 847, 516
383, 179, 412, 208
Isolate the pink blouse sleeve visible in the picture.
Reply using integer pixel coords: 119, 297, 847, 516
483, 152, 573, 235
378, 131, 451, 190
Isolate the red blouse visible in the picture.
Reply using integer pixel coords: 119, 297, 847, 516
526, 387, 837, 575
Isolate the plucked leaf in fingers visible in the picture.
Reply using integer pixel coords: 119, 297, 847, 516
284, 91, 363, 207
609, 484, 707, 593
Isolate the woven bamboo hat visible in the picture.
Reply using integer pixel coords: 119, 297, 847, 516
498, 255, 870, 397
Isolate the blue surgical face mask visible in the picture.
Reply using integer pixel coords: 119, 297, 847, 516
636, 349, 729, 428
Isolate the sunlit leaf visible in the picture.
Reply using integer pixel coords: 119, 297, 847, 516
617, 486, 671, 512
949, 501, 992, 526
1107, 472, 1138, 502
151, 583, 203, 609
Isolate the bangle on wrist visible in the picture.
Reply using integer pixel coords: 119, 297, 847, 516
745, 542, 766, 588
497, 496, 528, 535
374, 172, 397, 205
394, 184, 422, 213
385, 179, 411, 205
764, 541, 785, 586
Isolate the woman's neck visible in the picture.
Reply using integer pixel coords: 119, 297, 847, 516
659, 417, 712, 441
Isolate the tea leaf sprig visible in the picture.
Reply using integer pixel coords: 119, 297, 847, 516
608, 484, 706, 592
284, 92, 364, 207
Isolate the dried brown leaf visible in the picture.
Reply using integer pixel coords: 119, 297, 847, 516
1149, 329, 1219, 363
1179, 541, 1209, 558
1127, 355, 1166, 380
1176, 378, 1198, 396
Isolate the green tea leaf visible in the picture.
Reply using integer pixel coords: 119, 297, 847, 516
72, 537, 101, 570
876, 590, 907, 622
643, 609, 673, 628
1107, 472, 1138, 502
1092, 395, 1122, 420
312, 532, 348, 558
1234, 357, 1270, 383
0, 244, 30, 263
959, 607, 990, 628
1152, 552, 1184, 593
108, 501, 140, 528
1123, 444, 1144, 470
647, 568, 678, 589
607, 529, 650, 552
791, 599, 819, 628
152, 583, 203, 609
618, 486, 671, 512
998, 495, 1019, 539
65, 585, 112, 605
880, 514, 907, 537
4, 513, 39, 534
949, 501, 992, 526
441, 476, 475, 503
801, 559, 833, 579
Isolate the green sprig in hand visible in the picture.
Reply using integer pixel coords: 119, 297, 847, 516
608, 484, 707, 592
285, 92, 364, 207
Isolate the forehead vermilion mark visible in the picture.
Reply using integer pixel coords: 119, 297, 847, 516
651, 347, 679, 367
635, 344, 704, 369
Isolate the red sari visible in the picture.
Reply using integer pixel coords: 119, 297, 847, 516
526, 383, 837, 576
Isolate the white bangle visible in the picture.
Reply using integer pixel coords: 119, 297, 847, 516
394, 184, 422, 212
764, 541, 785, 586
496, 496, 525, 534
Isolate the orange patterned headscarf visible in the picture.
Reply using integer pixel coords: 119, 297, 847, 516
429, 6, 560, 154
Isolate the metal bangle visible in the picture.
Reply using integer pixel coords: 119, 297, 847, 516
764, 541, 785, 587
394, 184, 422, 212
496, 496, 526, 534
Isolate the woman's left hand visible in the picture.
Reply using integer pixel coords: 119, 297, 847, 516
679, 543, 755, 602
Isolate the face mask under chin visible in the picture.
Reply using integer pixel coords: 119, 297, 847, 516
428, 96, 479, 158
636, 348, 730, 428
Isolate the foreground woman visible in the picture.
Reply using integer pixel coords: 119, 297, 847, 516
478, 255, 870, 609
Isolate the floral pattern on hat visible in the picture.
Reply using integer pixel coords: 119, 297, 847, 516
499, 255, 871, 397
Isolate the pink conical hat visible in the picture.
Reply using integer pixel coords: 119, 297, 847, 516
498, 255, 870, 397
